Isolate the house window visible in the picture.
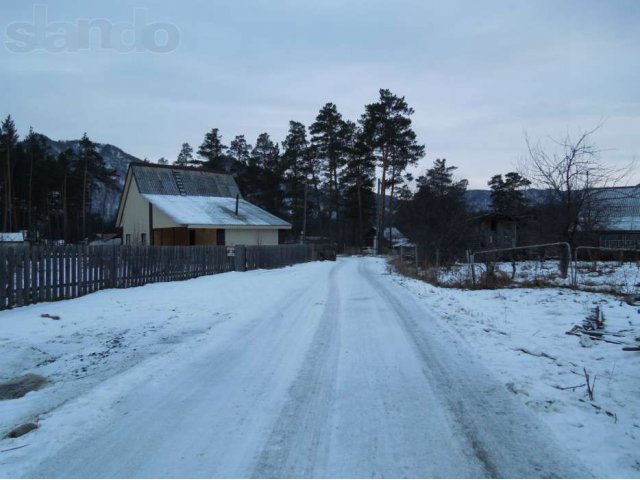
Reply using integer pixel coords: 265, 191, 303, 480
125, 234, 131, 245
216, 229, 225, 246
141, 233, 147, 245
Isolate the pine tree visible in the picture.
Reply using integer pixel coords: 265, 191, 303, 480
361, 89, 424, 252
228, 135, 252, 165
175, 142, 194, 166
77, 133, 115, 240
488, 172, 531, 216
57, 148, 74, 242
282, 121, 310, 238
340, 120, 375, 247
1, 115, 19, 231
23, 127, 48, 232
399, 159, 468, 263
310, 103, 346, 241
157, 157, 169, 165
198, 128, 228, 171
250, 133, 284, 216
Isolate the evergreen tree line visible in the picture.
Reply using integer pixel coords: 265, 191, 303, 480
169, 89, 426, 247
2, 88, 595, 256
0, 115, 116, 243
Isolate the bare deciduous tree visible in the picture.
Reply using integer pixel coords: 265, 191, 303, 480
520, 125, 629, 247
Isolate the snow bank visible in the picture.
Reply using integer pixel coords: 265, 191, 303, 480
387, 260, 640, 477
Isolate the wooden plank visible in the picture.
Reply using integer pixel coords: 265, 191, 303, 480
70, 245, 77, 299
57, 247, 64, 301
15, 248, 24, 307
77, 246, 83, 297
64, 246, 71, 299
45, 248, 52, 302
37, 246, 45, 303
90, 247, 95, 293
31, 246, 38, 302
22, 247, 31, 305
7, 248, 16, 308
0, 248, 7, 309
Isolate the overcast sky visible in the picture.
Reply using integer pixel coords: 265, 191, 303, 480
1, 0, 639, 189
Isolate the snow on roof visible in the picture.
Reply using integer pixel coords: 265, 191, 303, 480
0, 232, 25, 242
143, 194, 291, 229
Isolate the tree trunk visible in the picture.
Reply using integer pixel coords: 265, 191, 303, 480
28, 149, 33, 232
4, 147, 12, 231
82, 158, 88, 240
62, 175, 68, 243
356, 163, 363, 248
377, 149, 388, 254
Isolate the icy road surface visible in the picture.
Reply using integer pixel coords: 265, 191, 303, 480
4, 257, 588, 478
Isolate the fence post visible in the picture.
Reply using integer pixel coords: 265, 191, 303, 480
234, 245, 246, 272
468, 250, 476, 287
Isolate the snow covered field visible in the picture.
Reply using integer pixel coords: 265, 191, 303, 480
434, 259, 640, 294
0, 256, 638, 477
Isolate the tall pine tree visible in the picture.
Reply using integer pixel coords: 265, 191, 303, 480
361, 89, 424, 252
175, 142, 195, 166
340, 120, 375, 247
310, 103, 346, 241
1, 115, 19, 231
488, 172, 531, 216
282, 121, 310, 238
198, 128, 228, 171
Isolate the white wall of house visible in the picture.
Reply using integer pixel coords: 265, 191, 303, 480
152, 205, 179, 229
226, 229, 279, 246
120, 179, 150, 245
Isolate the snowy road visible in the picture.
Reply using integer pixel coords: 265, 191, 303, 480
8, 257, 588, 478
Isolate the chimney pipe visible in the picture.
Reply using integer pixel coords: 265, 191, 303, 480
235, 194, 239, 216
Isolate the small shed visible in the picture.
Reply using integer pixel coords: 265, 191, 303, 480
468, 213, 517, 250
0, 232, 27, 245
116, 163, 291, 246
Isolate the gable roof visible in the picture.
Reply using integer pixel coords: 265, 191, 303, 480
117, 163, 290, 229
131, 163, 242, 198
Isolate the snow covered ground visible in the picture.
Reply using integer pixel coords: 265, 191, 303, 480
433, 259, 640, 294
387, 263, 640, 477
0, 256, 638, 477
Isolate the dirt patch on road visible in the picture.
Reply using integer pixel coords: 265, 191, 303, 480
0, 374, 48, 400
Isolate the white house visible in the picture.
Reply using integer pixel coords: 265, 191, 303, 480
115, 163, 291, 246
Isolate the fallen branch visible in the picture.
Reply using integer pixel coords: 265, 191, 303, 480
515, 348, 557, 361
552, 383, 586, 391
578, 398, 617, 423
565, 330, 625, 345
0, 444, 29, 453
483, 328, 508, 336
622, 346, 640, 352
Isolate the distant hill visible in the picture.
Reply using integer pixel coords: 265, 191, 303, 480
42, 136, 142, 221
465, 188, 551, 212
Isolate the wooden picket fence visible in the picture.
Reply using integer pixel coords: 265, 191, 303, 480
0, 244, 313, 310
